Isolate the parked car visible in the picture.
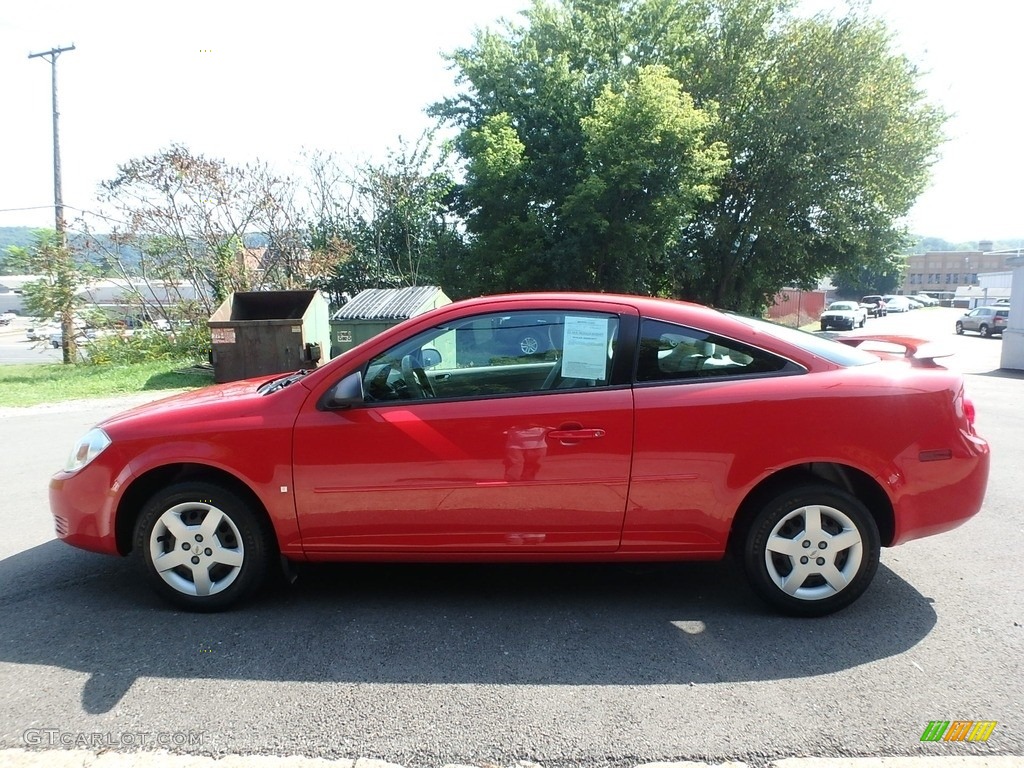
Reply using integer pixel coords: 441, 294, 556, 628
819, 300, 867, 331
26, 323, 58, 341
496, 313, 556, 356
860, 295, 888, 318
993, 298, 1010, 307
50, 293, 990, 617
956, 306, 1009, 337
0, 310, 15, 326
881, 295, 912, 313
911, 293, 939, 307
49, 327, 99, 348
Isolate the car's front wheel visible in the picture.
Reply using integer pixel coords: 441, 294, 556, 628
742, 484, 880, 616
134, 481, 274, 611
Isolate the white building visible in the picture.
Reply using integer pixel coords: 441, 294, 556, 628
0, 275, 205, 316
953, 271, 1012, 309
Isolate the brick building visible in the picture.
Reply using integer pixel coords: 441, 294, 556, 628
901, 241, 1019, 294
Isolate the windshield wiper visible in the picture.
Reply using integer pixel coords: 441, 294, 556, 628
258, 369, 310, 395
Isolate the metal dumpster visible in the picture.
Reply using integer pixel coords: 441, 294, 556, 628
208, 290, 331, 383
330, 286, 450, 358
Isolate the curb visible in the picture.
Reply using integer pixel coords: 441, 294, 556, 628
1, 751, 1022, 768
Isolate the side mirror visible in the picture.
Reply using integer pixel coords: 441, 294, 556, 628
323, 372, 364, 410
421, 348, 442, 369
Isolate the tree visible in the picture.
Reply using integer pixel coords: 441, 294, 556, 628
831, 251, 904, 297
434, 0, 945, 313
303, 134, 465, 303
6, 229, 94, 363
434, 0, 726, 295
98, 145, 303, 319
676, 1, 945, 313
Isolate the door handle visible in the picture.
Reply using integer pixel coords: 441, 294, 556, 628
547, 428, 605, 441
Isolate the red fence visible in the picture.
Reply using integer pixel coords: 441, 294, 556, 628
766, 289, 828, 328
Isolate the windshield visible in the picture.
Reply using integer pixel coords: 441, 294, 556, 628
729, 314, 878, 367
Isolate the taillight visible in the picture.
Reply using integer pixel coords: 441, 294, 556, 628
963, 395, 977, 428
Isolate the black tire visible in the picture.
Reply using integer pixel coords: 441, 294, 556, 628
955, 321, 964, 335
742, 484, 880, 617
134, 481, 274, 612
979, 324, 990, 338
820, 322, 828, 331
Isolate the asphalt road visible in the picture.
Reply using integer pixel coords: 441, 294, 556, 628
0, 307, 1020, 767
0, 317, 62, 364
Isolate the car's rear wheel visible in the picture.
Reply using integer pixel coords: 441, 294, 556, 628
979, 324, 990, 338
742, 484, 880, 616
134, 481, 274, 611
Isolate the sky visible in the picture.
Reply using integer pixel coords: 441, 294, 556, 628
1, 0, 1021, 245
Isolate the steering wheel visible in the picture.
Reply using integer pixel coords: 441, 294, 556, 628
401, 354, 435, 398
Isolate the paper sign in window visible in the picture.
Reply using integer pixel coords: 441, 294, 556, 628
562, 316, 608, 379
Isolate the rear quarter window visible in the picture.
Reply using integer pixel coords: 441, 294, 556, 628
636, 319, 802, 382
728, 314, 879, 367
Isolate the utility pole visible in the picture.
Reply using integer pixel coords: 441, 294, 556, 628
29, 43, 76, 363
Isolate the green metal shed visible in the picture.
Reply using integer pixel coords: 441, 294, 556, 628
330, 286, 451, 358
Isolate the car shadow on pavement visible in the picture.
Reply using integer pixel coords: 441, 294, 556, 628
0, 541, 936, 715
973, 367, 1024, 380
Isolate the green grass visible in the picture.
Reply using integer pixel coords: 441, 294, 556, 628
0, 359, 214, 407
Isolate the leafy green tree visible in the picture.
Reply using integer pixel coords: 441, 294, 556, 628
831, 251, 904, 297
434, 0, 945, 313
435, 1, 726, 295
675, 1, 945, 312
6, 229, 95, 363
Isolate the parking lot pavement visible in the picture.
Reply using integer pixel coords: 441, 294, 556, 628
0, 317, 61, 364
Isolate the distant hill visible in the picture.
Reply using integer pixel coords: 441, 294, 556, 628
903, 236, 1024, 254
1, 227, 271, 276
0, 227, 143, 275
0, 227, 39, 252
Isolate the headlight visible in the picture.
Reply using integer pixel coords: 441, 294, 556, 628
65, 428, 112, 473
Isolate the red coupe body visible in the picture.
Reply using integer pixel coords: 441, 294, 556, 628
49, 294, 989, 614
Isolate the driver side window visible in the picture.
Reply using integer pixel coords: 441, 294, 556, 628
363, 311, 619, 402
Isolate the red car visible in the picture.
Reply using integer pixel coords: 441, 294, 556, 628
50, 293, 990, 616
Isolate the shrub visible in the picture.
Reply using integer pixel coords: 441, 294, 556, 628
84, 324, 210, 365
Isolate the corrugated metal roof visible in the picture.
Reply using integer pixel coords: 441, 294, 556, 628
332, 286, 444, 320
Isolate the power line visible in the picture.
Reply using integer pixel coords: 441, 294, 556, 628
0, 204, 129, 227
